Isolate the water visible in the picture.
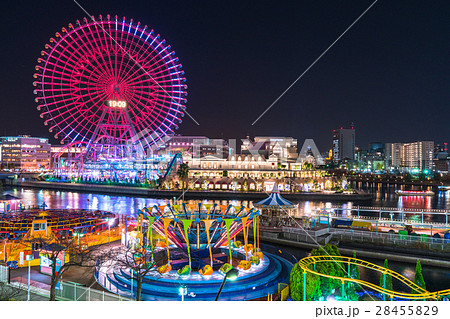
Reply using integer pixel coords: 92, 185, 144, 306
5, 185, 450, 219
3, 186, 450, 293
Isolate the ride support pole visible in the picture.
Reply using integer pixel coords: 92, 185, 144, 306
303, 272, 307, 301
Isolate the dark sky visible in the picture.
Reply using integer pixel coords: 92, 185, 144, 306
1, 1, 449, 152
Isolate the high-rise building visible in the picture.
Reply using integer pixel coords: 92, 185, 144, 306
385, 143, 402, 169
0, 135, 51, 171
332, 126, 355, 163
385, 141, 434, 171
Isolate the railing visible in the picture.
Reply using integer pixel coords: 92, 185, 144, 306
0, 264, 8, 283
55, 280, 131, 301
281, 227, 332, 245
328, 228, 450, 250
7, 278, 131, 301
281, 226, 450, 250
317, 206, 450, 228
327, 205, 450, 214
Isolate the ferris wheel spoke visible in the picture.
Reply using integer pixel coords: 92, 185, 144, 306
76, 25, 113, 79
126, 89, 183, 116
43, 90, 107, 121
55, 95, 106, 135
119, 42, 167, 85
84, 23, 115, 80
116, 29, 167, 84
63, 35, 109, 81
124, 93, 169, 132
94, 21, 121, 82
105, 21, 119, 81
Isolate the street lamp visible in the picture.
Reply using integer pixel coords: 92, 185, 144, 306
179, 285, 187, 301
215, 268, 239, 301
26, 254, 34, 301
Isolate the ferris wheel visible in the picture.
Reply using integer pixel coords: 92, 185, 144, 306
33, 15, 187, 159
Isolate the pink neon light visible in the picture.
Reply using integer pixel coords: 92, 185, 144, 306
34, 15, 186, 147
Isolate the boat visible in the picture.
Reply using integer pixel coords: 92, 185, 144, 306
395, 190, 434, 196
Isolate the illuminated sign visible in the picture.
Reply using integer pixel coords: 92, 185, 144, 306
105, 100, 127, 108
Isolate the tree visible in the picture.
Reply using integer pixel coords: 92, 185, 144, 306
412, 260, 426, 294
27, 234, 100, 301
177, 163, 189, 201
101, 245, 159, 301
346, 252, 360, 301
290, 263, 322, 301
310, 244, 345, 297
380, 259, 393, 299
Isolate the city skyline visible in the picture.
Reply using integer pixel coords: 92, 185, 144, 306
1, 1, 449, 152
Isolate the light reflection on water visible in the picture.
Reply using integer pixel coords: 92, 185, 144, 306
5, 187, 450, 219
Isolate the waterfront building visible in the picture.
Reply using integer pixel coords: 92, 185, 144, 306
385, 142, 402, 170
241, 136, 298, 161
332, 126, 355, 163
433, 151, 449, 174
158, 135, 231, 159
297, 139, 324, 166
385, 141, 434, 172
354, 143, 385, 172
167, 153, 332, 192
0, 135, 51, 171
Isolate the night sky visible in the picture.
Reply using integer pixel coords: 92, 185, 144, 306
1, 1, 449, 152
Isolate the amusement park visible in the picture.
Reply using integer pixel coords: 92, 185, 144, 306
0, 0, 450, 312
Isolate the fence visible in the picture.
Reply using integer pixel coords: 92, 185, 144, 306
55, 281, 131, 301
281, 226, 450, 250
0, 264, 8, 283
282, 227, 332, 245
278, 283, 290, 301
7, 278, 131, 301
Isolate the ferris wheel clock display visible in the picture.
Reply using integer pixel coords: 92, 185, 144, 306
33, 15, 187, 160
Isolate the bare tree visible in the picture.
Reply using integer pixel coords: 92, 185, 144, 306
100, 245, 160, 301
26, 234, 100, 301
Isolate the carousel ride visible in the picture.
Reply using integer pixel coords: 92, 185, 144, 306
0, 209, 119, 268
96, 203, 294, 300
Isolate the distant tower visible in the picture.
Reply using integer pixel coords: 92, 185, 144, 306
332, 125, 355, 163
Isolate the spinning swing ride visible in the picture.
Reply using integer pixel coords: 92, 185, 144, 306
96, 203, 294, 300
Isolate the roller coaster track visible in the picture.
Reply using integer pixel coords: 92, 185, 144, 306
299, 256, 450, 300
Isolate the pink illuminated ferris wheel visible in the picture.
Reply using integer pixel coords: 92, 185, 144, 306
33, 15, 187, 158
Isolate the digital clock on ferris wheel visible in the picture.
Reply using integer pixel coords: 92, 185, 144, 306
105, 100, 127, 108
